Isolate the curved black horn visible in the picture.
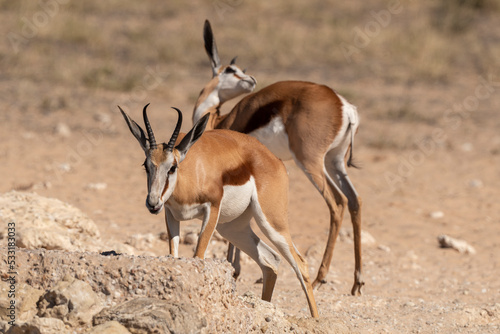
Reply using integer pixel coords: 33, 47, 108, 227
143, 103, 157, 149
166, 107, 183, 151
230, 56, 238, 65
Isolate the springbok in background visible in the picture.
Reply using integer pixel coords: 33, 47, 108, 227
118, 104, 319, 317
193, 20, 364, 295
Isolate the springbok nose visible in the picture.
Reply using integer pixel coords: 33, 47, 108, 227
147, 195, 158, 208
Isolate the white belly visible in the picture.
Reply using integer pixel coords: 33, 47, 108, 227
166, 178, 256, 224
218, 177, 255, 223
249, 117, 293, 161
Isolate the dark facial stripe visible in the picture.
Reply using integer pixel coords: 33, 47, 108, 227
161, 176, 169, 198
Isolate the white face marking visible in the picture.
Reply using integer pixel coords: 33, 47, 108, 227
218, 178, 255, 224
218, 65, 256, 102
250, 117, 293, 161
146, 152, 178, 215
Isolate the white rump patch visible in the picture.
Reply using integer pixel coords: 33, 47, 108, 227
328, 94, 360, 154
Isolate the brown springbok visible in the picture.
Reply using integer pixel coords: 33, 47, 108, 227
118, 104, 319, 318
192, 20, 364, 295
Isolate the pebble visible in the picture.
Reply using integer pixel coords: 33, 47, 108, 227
54, 122, 71, 138
86, 183, 107, 191
378, 245, 391, 252
430, 211, 444, 219
461, 142, 473, 152
469, 179, 483, 188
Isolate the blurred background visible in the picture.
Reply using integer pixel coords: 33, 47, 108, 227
0, 0, 499, 329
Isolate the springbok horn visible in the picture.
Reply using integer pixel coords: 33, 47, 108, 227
166, 107, 183, 151
142, 103, 157, 150
230, 56, 238, 65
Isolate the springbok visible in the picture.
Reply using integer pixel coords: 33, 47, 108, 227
118, 104, 319, 318
192, 20, 364, 295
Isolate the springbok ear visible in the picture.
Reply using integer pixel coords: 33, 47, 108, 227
203, 20, 221, 77
118, 106, 149, 152
175, 113, 210, 161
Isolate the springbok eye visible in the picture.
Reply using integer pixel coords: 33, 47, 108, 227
168, 165, 177, 175
224, 67, 236, 74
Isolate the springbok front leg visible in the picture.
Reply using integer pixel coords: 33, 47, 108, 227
165, 208, 180, 257
194, 204, 221, 259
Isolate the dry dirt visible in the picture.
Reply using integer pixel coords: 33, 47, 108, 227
1, 1, 500, 333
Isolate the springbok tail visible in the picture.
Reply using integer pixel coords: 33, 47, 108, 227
346, 121, 360, 169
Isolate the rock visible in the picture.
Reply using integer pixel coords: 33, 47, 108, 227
85, 183, 107, 191
85, 321, 131, 334
54, 123, 71, 138
37, 276, 103, 326
93, 298, 207, 334
0, 282, 44, 323
461, 142, 473, 152
183, 232, 198, 245
5, 323, 42, 334
94, 113, 111, 125
430, 211, 444, 219
0, 191, 140, 255
0, 247, 348, 333
5, 317, 68, 334
0, 191, 100, 252
124, 233, 155, 251
468, 179, 483, 188
438, 235, 476, 254
378, 245, 391, 252
339, 229, 377, 246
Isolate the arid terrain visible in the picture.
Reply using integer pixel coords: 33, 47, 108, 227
1, 1, 499, 333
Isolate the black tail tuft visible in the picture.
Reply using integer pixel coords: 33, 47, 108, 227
346, 122, 361, 169
347, 155, 361, 169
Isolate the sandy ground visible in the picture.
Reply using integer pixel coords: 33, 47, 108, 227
1, 76, 499, 333
1, 1, 500, 333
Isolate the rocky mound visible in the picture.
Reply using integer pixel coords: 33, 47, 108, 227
0, 191, 347, 333
0, 248, 347, 333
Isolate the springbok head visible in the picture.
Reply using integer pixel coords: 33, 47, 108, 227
203, 20, 257, 102
119, 104, 209, 214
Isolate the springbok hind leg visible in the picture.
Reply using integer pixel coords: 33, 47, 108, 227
216, 211, 281, 302
226, 243, 242, 279
326, 154, 364, 295
253, 202, 319, 318
295, 159, 348, 289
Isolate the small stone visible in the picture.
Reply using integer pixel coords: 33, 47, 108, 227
184, 232, 198, 245
461, 142, 473, 151
468, 179, 483, 188
438, 235, 476, 254
430, 211, 444, 219
58, 163, 71, 172
86, 183, 108, 191
378, 245, 391, 252
94, 113, 111, 124
54, 122, 71, 138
